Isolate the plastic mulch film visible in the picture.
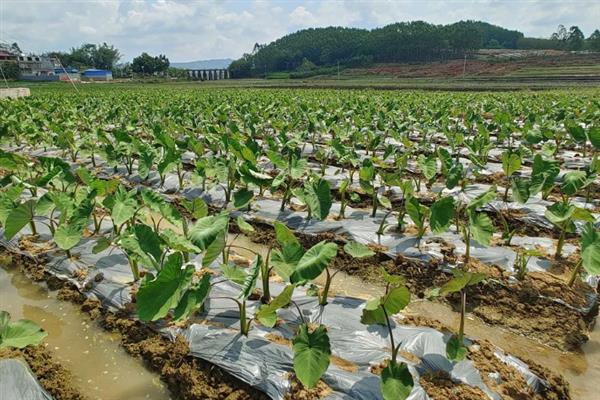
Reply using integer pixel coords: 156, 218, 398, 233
0, 359, 52, 400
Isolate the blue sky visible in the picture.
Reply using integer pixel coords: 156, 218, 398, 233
1, 1, 598, 62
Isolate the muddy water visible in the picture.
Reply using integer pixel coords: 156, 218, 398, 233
0, 262, 171, 400
227, 233, 598, 400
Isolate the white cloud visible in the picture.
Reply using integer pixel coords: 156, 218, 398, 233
0, 0, 598, 62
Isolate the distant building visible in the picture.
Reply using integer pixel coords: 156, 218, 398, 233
18, 55, 60, 81
0, 50, 18, 63
55, 67, 81, 81
82, 69, 113, 81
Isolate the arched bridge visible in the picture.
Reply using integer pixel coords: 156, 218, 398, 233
187, 69, 230, 80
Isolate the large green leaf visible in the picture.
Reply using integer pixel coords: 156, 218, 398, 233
239, 255, 262, 299
141, 189, 182, 227
182, 197, 208, 219
290, 241, 338, 283
466, 187, 496, 211
293, 324, 331, 389
161, 229, 202, 254
173, 273, 212, 321
406, 197, 428, 230
343, 241, 375, 258
233, 188, 254, 209
511, 177, 530, 204
501, 152, 521, 177
53, 223, 83, 251
361, 286, 411, 325
304, 178, 332, 220
4, 199, 36, 240
469, 211, 494, 246
381, 361, 414, 400
589, 127, 600, 149
582, 223, 600, 275
110, 187, 138, 226
439, 270, 486, 296
0, 311, 47, 349
188, 212, 229, 250
545, 202, 575, 226
202, 230, 225, 267
256, 284, 295, 328
430, 196, 454, 234
136, 253, 194, 321
561, 171, 589, 196
121, 224, 164, 268
417, 154, 436, 181
220, 263, 248, 285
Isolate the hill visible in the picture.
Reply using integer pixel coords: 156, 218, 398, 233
229, 20, 600, 78
171, 59, 233, 70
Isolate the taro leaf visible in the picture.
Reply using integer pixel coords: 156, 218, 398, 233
445, 163, 463, 189
182, 198, 208, 219
343, 241, 375, 258
378, 195, 392, 209
220, 263, 248, 286
501, 152, 521, 177
291, 158, 308, 180
589, 127, 600, 149
202, 230, 225, 267
582, 223, 600, 275
141, 189, 182, 227
466, 186, 496, 211
256, 284, 295, 328
53, 223, 83, 251
290, 241, 338, 284
439, 270, 486, 296
511, 177, 530, 204
136, 253, 194, 321
0, 311, 47, 349
305, 178, 332, 220
566, 121, 586, 143
446, 334, 467, 361
561, 171, 588, 196
406, 197, 428, 230
418, 154, 436, 181
188, 212, 229, 250
430, 196, 455, 234
110, 187, 138, 226
4, 199, 36, 240
293, 324, 331, 389
233, 188, 254, 209
545, 202, 575, 226
236, 216, 255, 234
468, 212, 494, 246
138, 152, 154, 180
274, 221, 301, 248
239, 255, 262, 300
381, 361, 414, 400
173, 273, 211, 321
161, 229, 201, 254
380, 267, 405, 286
92, 237, 111, 254
360, 286, 410, 325
132, 224, 163, 266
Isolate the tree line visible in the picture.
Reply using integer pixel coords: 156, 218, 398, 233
230, 20, 600, 78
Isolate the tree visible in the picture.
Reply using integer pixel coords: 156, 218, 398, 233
0, 62, 20, 79
567, 26, 585, 51
588, 29, 600, 51
92, 42, 121, 70
550, 25, 568, 49
131, 53, 170, 75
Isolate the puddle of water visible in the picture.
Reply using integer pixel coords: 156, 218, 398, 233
0, 262, 171, 400
228, 233, 598, 399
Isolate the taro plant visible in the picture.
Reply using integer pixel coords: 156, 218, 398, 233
545, 197, 594, 260
513, 248, 543, 281
568, 222, 600, 287
0, 311, 47, 349
437, 269, 487, 361
136, 252, 212, 322
292, 174, 332, 221
454, 187, 496, 262
360, 269, 414, 399
270, 222, 338, 306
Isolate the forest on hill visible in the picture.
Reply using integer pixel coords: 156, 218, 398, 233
229, 20, 600, 78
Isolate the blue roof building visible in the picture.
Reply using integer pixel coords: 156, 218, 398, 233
82, 69, 113, 81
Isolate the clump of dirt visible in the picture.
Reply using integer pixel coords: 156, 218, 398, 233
283, 374, 333, 400
0, 346, 86, 400
421, 370, 490, 400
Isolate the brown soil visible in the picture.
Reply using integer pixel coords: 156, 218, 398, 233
402, 315, 571, 400
283, 374, 333, 400
421, 370, 490, 400
0, 346, 86, 400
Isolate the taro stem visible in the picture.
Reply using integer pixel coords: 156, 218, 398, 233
567, 259, 583, 287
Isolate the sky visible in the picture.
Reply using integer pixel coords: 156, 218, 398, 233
1, 0, 599, 62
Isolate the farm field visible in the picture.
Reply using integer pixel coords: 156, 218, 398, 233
1, 84, 599, 400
